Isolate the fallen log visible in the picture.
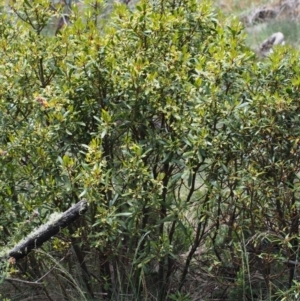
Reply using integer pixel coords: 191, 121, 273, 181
6, 199, 88, 261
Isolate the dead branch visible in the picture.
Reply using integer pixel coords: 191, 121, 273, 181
6, 200, 88, 261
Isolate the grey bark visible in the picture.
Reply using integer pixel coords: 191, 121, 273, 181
6, 200, 88, 261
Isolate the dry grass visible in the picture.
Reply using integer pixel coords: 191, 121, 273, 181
214, 0, 278, 14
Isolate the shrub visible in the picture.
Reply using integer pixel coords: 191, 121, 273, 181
1, 1, 300, 300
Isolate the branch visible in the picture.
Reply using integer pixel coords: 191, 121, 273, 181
6, 200, 88, 261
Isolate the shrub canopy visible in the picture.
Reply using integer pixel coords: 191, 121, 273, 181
1, 0, 300, 300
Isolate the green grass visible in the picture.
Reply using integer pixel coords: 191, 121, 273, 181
212, 0, 300, 53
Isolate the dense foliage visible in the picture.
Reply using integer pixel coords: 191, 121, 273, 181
1, 0, 300, 300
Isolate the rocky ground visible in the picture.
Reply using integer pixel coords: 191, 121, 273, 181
216, 0, 300, 56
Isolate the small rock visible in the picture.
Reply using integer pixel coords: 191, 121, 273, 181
258, 32, 285, 57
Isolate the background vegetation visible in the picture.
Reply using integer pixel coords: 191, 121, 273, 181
1, 0, 300, 300
215, 0, 300, 52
